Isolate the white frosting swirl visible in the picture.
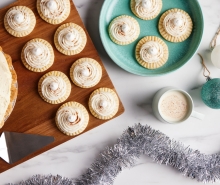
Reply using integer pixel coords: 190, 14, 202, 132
56, 106, 85, 134
24, 41, 51, 69
40, 0, 66, 19
140, 41, 164, 63
58, 27, 82, 50
50, 82, 58, 90
163, 12, 189, 37
73, 61, 101, 87
41, 76, 66, 101
135, 0, 161, 18
90, 91, 117, 117
6, 9, 30, 31
109, 16, 139, 43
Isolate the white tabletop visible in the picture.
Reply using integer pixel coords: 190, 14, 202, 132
1, 0, 220, 184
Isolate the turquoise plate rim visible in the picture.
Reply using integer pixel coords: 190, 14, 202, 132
99, 0, 204, 76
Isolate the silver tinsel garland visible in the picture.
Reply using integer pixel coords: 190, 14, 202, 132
9, 124, 220, 184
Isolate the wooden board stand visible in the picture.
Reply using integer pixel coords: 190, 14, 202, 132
0, 0, 124, 173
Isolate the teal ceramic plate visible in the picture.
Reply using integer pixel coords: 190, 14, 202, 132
99, 0, 204, 76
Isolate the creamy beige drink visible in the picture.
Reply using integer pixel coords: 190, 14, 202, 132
159, 90, 189, 122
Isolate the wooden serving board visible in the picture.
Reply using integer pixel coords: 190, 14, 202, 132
0, 0, 124, 173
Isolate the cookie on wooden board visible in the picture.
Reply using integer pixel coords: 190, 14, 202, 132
89, 88, 119, 120
38, 71, 71, 104
36, 0, 70, 25
55, 101, 89, 136
4, 6, 36, 37
70, 58, 102, 88
54, 22, 87, 55
21, 38, 54, 72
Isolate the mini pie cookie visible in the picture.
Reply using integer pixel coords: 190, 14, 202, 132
55, 101, 89, 136
21, 38, 54, 72
37, 0, 70, 25
109, 15, 140, 45
158, 8, 193, 42
130, 0, 162, 20
89, 88, 119, 120
54, 23, 87, 55
135, 36, 169, 69
70, 58, 102, 88
38, 71, 71, 104
0, 47, 17, 129
4, 6, 36, 37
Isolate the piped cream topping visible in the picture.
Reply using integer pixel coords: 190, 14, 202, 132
109, 16, 139, 43
41, 76, 67, 101
121, 24, 129, 33
163, 11, 189, 37
135, 0, 161, 18
68, 114, 76, 123
32, 47, 43, 56
49, 82, 58, 91
142, 0, 152, 8
140, 41, 164, 63
14, 12, 24, 23
58, 26, 82, 51
99, 100, 108, 108
6, 8, 30, 31
47, 0, 58, 11
72, 60, 101, 87
65, 32, 75, 41
40, 0, 66, 19
90, 91, 117, 117
24, 41, 51, 69
56, 106, 85, 133
0, 51, 12, 123
81, 69, 90, 77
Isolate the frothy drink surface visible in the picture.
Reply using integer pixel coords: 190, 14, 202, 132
159, 91, 189, 122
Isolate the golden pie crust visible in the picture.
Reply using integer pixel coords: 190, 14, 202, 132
38, 71, 71, 104
158, 8, 193, 43
4, 6, 36, 37
135, 36, 169, 69
89, 88, 119, 120
21, 38, 55, 72
130, 0, 162, 20
36, 0, 70, 25
0, 46, 18, 129
55, 101, 89, 136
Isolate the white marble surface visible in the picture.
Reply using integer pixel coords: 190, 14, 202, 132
1, 0, 220, 184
